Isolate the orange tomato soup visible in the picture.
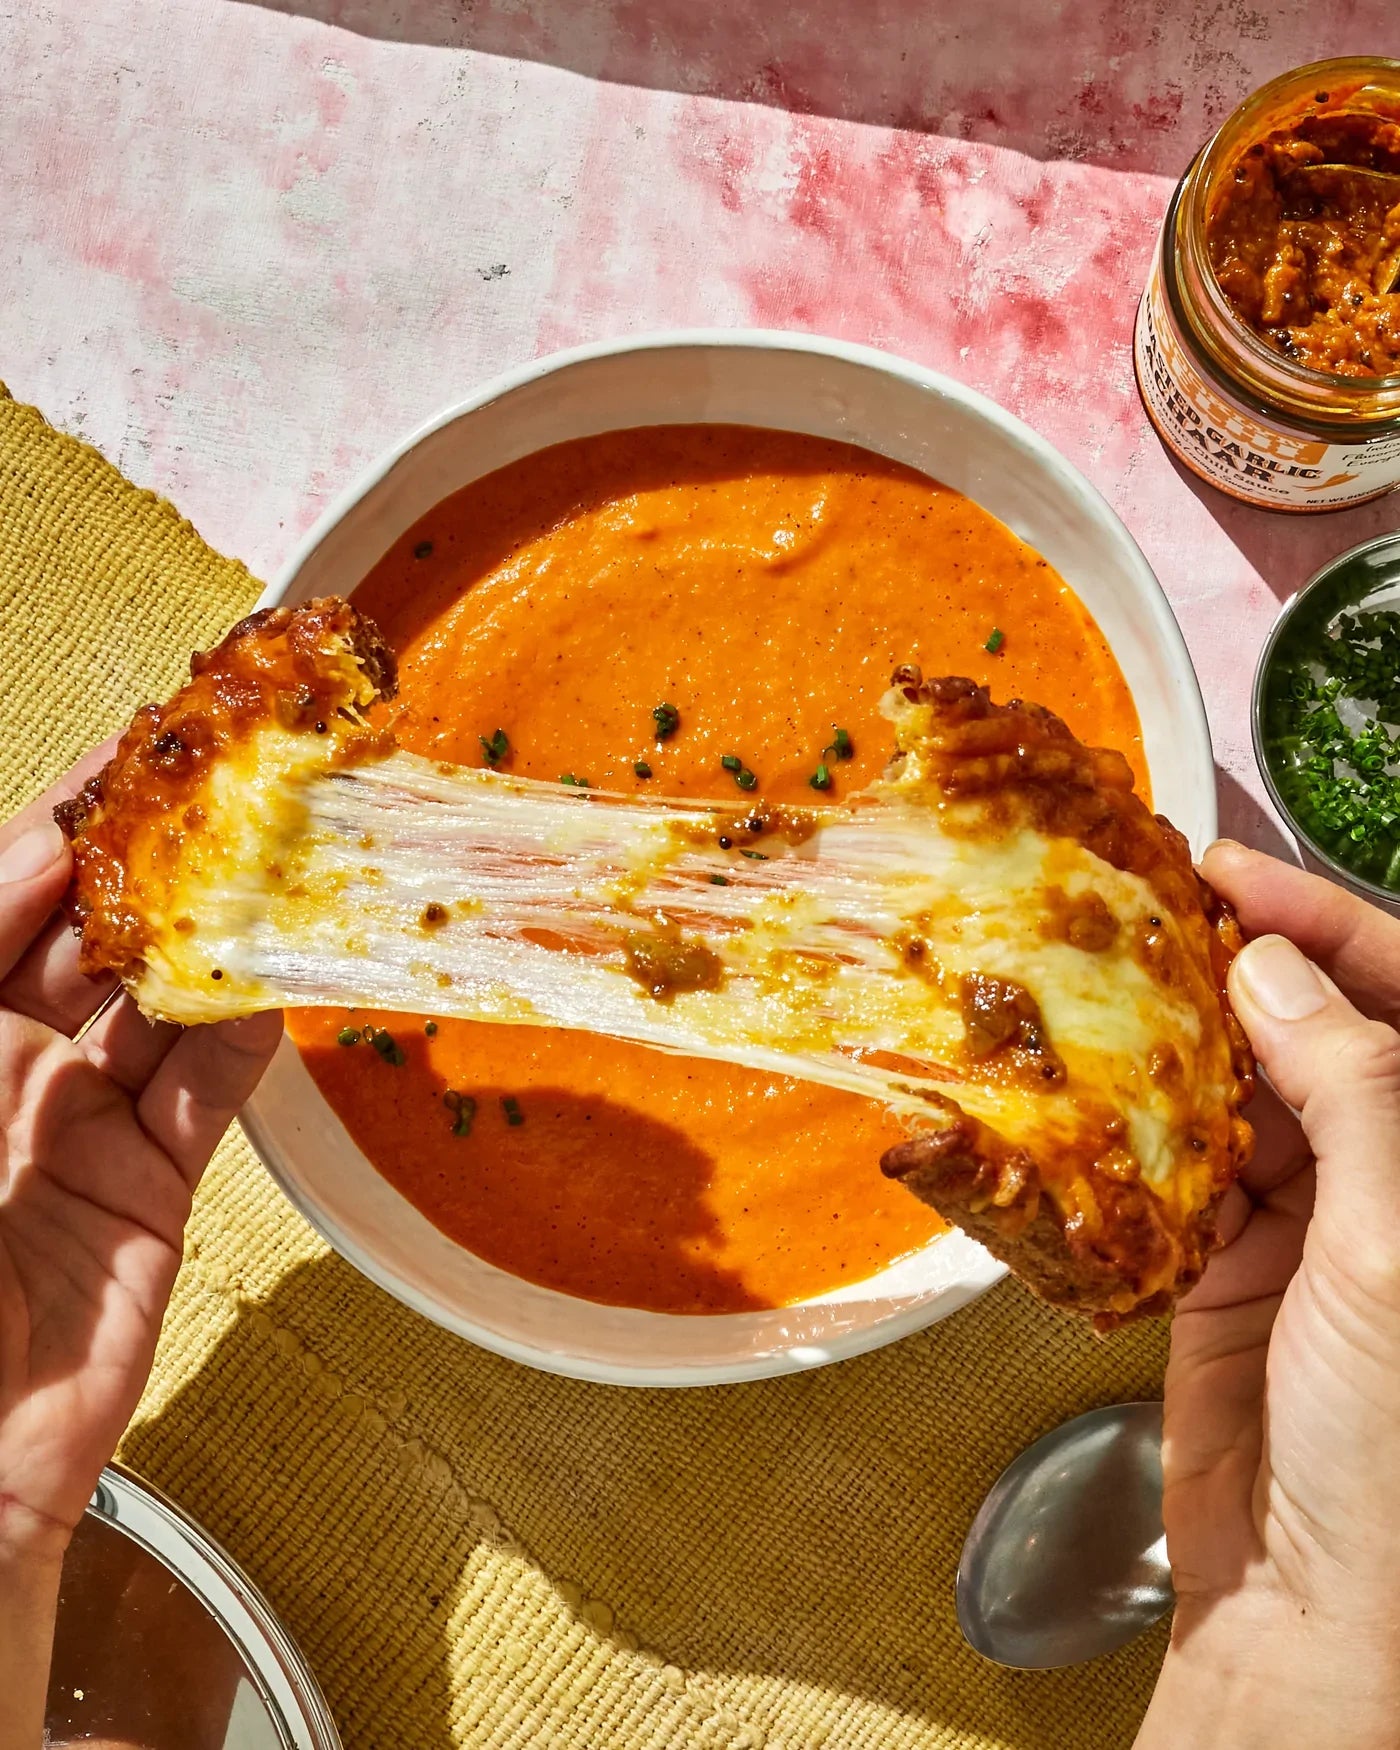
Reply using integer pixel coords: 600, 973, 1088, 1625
288, 426, 1143, 1314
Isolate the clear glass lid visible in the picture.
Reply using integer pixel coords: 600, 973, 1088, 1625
45, 1465, 339, 1750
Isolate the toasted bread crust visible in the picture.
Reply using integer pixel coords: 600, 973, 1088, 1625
879, 672, 1254, 1327
57, 599, 396, 977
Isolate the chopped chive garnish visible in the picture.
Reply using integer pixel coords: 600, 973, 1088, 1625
736, 767, 757, 791
424, 1021, 438, 1036
985, 628, 1005, 654
560, 773, 590, 787
740, 848, 768, 860
413, 539, 434, 560
1261, 603, 1400, 890
336, 1026, 361, 1047
634, 760, 653, 779
652, 702, 680, 741
501, 1096, 525, 1126
710, 873, 729, 885
443, 1090, 476, 1136
370, 1029, 406, 1066
479, 727, 509, 764
824, 726, 854, 761
720, 754, 742, 774
809, 763, 831, 791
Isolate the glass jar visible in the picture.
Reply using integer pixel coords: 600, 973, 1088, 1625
1135, 57, 1400, 512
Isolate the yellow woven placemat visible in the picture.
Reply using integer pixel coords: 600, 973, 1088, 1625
1, 383, 1171, 1749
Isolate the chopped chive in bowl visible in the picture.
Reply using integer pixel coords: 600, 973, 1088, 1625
1254, 533, 1400, 898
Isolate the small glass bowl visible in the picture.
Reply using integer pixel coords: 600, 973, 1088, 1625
1252, 530, 1400, 903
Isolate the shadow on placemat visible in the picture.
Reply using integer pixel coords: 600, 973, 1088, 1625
1, 382, 1171, 1748
122, 1142, 1169, 1750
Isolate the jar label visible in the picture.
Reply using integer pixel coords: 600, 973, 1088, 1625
1134, 263, 1400, 511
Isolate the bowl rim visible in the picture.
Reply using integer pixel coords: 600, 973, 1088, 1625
1251, 528, 1400, 905
247, 326, 1213, 1384
257, 331, 1212, 780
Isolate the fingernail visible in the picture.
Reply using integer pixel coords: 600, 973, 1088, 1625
1205, 837, 1246, 856
0, 821, 66, 884
1234, 934, 1327, 1021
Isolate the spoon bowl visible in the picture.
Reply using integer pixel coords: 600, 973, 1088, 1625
1292, 164, 1400, 294
957, 1400, 1172, 1669
1294, 163, 1400, 197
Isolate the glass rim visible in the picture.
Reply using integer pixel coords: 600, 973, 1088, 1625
1251, 529, 1400, 905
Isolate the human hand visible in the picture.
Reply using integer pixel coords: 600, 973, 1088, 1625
1137, 842, 1400, 1749
0, 751, 279, 1747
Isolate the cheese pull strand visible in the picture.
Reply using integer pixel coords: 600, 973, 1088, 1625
148, 747, 1158, 1134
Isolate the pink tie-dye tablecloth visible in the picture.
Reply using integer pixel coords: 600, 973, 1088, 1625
6, 2, 1396, 847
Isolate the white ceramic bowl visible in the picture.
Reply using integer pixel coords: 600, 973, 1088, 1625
242, 331, 1215, 1386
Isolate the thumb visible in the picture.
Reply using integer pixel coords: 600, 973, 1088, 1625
1229, 933, 1400, 1285
0, 821, 70, 981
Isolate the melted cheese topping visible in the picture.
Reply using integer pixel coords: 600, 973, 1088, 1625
121, 694, 1233, 1242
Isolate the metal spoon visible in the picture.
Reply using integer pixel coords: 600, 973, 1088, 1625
1291, 164, 1400, 294
1294, 163, 1400, 202
956, 1401, 1172, 1669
